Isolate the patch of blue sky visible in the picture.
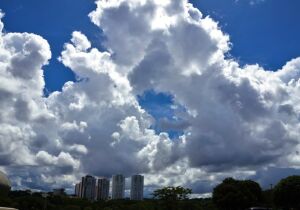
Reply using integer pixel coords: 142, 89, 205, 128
138, 90, 187, 139
190, 0, 300, 70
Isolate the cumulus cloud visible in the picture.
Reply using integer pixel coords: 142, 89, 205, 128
0, 11, 89, 190
0, 11, 51, 167
88, 0, 300, 191
1, 0, 300, 195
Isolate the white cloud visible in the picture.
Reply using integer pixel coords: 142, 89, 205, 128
70, 31, 91, 52
36, 145, 87, 167
88, 0, 300, 191
0, 12, 52, 167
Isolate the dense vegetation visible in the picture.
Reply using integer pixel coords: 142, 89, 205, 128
0, 193, 216, 210
213, 178, 263, 210
0, 175, 299, 210
273, 176, 300, 210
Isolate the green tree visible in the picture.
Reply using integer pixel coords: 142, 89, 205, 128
153, 186, 192, 210
273, 175, 300, 210
213, 178, 263, 210
153, 186, 192, 201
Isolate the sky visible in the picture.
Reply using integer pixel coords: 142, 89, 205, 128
0, 0, 300, 196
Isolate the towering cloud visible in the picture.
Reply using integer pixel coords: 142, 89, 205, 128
0, 10, 51, 167
0, 0, 300, 195
87, 0, 300, 191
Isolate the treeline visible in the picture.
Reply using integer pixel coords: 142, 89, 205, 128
213, 175, 300, 210
0, 193, 215, 210
0, 175, 299, 210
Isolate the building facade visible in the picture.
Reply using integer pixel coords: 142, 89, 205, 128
97, 178, 110, 200
75, 182, 81, 197
81, 175, 96, 200
112, 174, 125, 199
130, 175, 144, 200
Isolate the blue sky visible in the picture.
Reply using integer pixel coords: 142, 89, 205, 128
1, 0, 300, 194
194, 0, 300, 70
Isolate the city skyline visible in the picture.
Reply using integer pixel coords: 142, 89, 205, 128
0, 169, 298, 210
75, 174, 144, 200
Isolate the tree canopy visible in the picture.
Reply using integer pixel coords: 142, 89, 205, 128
213, 177, 263, 210
153, 186, 192, 200
273, 175, 300, 209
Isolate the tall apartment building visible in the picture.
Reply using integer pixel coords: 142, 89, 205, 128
112, 174, 125, 199
97, 178, 110, 200
75, 182, 81, 197
130, 175, 144, 200
81, 175, 96, 200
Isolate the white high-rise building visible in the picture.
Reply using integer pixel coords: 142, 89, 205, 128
97, 178, 110, 200
81, 175, 96, 201
75, 182, 81, 197
112, 174, 125, 199
130, 175, 144, 200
